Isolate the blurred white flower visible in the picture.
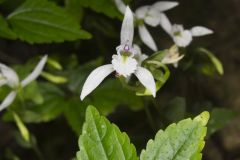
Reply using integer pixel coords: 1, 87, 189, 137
160, 17, 213, 47
114, 0, 178, 51
80, 7, 156, 100
161, 45, 184, 67
0, 55, 48, 111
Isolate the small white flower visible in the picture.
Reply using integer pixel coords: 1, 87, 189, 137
0, 64, 19, 88
80, 7, 156, 100
114, 0, 178, 51
135, 1, 178, 27
0, 55, 48, 111
171, 24, 213, 47
160, 16, 214, 47
161, 45, 184, 67
170, 24, 193, 47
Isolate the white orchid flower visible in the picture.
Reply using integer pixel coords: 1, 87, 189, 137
0, 55, 48, 111
80, 7, 156, 100
114, 0, 178, 51
171, 24, 213, 47
159, 15, 213, 47
161, 45, 184, 67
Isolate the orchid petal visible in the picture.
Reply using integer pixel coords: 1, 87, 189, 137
159, 13, 172, 35
138, 25, 157, 51
191, 26, 213, 37
133, 44, 148, 65
0, 63, 19, 88
144, 8, 161, 27
121, 6, 134, 46
134, 67, 156, 97
133, 44, 142, 55
0, 79, 7, 87
135, 53, 148, 66
80, 64, 114, 100
152, 1, 179, 12
173, 30, 192, 47
135, 6, 149, 19
114, 0, 127, 14
162, 54, 184, 64
172, 24, 184, 33
0, 91, 16, 111
21, 55, 48, 87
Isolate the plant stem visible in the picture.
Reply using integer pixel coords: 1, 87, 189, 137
31, 140, 44, 160
143, 99, 157, 132
16, 91, 44, 160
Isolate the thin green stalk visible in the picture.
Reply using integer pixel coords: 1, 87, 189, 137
151, 97, 161, 114
16, 91, 44, 160
31, 140, 44, 160
143, 99, 157, 132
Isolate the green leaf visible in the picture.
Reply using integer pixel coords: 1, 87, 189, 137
21, 82, 66, 123
7, 0, 91, 44
65, 0, 84, 22
13, 131, 37, 149
4, 149, 21, 160
47, 57, 63, 70
0, 0, 6, 4
21, 97, 67, 123
198, 48, 224, 75
77, 106, 139, 160
0, 15, 17, 40
208, 108, 238, 136
20, 81, 44, 104
77, 0, 121, 19
13, 112, 30, 142
41, 71, 68, 84
140, 111, 210, 160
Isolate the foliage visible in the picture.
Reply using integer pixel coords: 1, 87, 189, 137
77, 106, 209, 160
0, 0, 91, 43
197, 48, 224, 75
77, 106, 139, 160
0, 15, 17, 40
207, 108, 238, 136
76, 0, 122, 19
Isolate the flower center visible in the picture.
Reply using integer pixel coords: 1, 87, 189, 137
174, 31, 182, 37
111, 54, 138, 77
136, 19, 145, 26
117, 44, 136, 57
